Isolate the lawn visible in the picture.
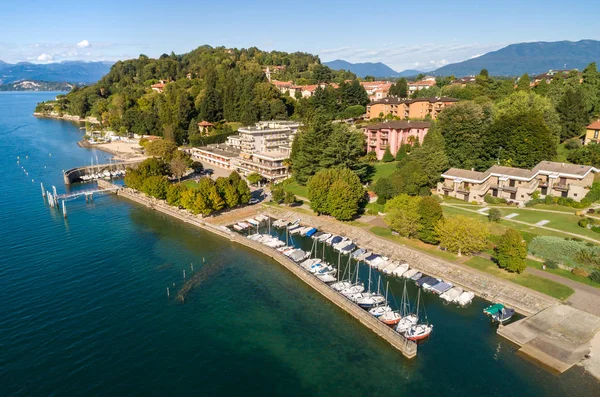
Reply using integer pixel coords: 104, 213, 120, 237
182, 179, 201, 189
370, 226, 458, 261
372, 161, 398, 183
526, 204, 580, 213
464, 257, 574, 300
366, 202, 385, 214
526, 260, 600, 289
281, 180, 309, 199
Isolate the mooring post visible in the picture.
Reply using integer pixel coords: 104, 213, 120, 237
62, 200, 67, 218
167, 287, 170, 297
41, 182, 45, 197
183, 269, 186, 280
191, 263, 194, 271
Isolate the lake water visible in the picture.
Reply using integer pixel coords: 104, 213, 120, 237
1, 92, 599, 396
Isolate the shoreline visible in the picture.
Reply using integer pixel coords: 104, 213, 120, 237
101, 181, 418, 358
33, 112, 98, 124
78, 140, 147, 161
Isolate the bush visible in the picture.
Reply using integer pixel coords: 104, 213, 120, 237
528, 236, 600, 268
381, 147, 395, 162
272, 187, 285, 203
578, 218, 589, 228
589, 208, 596, 214
592, 225, 600, 234
545, 259, 559, 269
573, 268, 590, 278
589, 270, 600, 284
544, 195, 555, 205
565, 138, 582, 150
283, 191, 296, 205
488, 208, 502, 223
484, 194, 507, 204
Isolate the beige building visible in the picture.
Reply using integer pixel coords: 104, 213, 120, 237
360, 81, 392, 101
437, 161, 599, 204
407, 76, 436, 95
366, 97, 458, 120
584, 120, 600, 145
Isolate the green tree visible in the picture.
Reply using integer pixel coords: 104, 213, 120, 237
392, 158, 430, 196
395, 144, 408, 161
180, 189, 198, 212
272, 186, 285, 203
411, 126, 448, 187
284, 191, 297, 206
308, 168, 364, 217
216, 177, 240, 208
389, 78, 408, 98
247, 172, 263, 185
582, 62, 600, 117
556, 87, 589, 140
235, 178, 252, 204
381, 146, 394, 162
495, 228, 527, 273
136, 157, 171, 178
435, 215, 490, 256
142, 176, 169, 199
417, 196, 443, 244
166, 183, 186, 206
488, 208, 502, 222
145, 140, 179, 160
516, 73, 530, 91
384, 194, 421, 238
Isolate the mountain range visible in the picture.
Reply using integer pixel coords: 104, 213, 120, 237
324, 40, 600, 78
0, 61, 113, 85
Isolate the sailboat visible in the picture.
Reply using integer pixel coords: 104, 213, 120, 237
330, 252, 353, 292
341, 260, 365, 299
356, 269, 385, 309
377, 282, 401, 325
369, 281, 394, 317
396, 280, 418, 333
405, 289, 433, 341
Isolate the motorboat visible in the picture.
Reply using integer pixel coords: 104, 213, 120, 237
233, 224, 244, 231
431, 281, 453, 295
340, 243, 356, 254
311, 231, 324, 240
391, 263, 409, 277
330, 280, 353, 292
368, 305, 392, 318
300, 258, 319, 270
299, 227, 313, 236
455, 291, 475, 306
333, 239, 350, 251
316, 273, 337, 283
422, 278, 441, 292
416, 276, 435, 288
290, 226, 305, 235
411, 272, 423, 281
317, 233, 332, 242
305, 228, 318, 237
246, 218, 259, 226
341, 284, 365, 297
351, 248, 365, 259
484, 304, 515, 324
382, 262, 399, 274
255, 214, 268, 222
402, 268, 418, 279
356, 291, 385, 308
440, 287, 463, 303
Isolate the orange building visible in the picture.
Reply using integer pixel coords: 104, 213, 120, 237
366, 97, 458, 120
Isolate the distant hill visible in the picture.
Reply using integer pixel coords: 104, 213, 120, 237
431, 40, 600, 77
323, 59, 400, 78
0, 61, 113, 85
0, 80, 75, 91
396, 69, 425, 78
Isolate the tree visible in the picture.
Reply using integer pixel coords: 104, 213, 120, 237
373, 176, 395, 202
272, 186, 285, 203
136, 157, 171, 178
391, 158, 430, 196
437, 101, 490, 170
411, 126, 448, 187
495, 229, 527, 273
327, 180, 359, 220
284, 191, 297, 206
582, 62, 600, 117
395, 144, 408, 161
166, 183, 186, 206
488, 208, 501, 222
216, 177, 239, 208
417, 197, 443, 244
170, 157, 188, 182
247, 172, 263, 185
381, 146, 394, 162
235, 178, 252, 204
389, 78, 408, 98
435, 215, 490, 256
199, 88, 223, 123
384, 194, 421, 238
556, 87, 589, 140
145, 139, 178, 160
180, 189, 198, 213
516, 73, 530, 91
142, 176, 169, 199
308, 168, 364, 218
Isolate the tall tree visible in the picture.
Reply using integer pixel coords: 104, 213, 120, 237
516, 73, 530, 91
556, 87, 589, 141
417, 196, 443, 244
199, 87, 223, 122
389, 78, 408, 98
495, 228, 527, 273
412, 126, 449, 187
384, 194, 421, 238
582, 62, 600, 117
435, 215, 490, 256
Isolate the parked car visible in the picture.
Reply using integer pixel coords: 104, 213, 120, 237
248, 198, 260, 204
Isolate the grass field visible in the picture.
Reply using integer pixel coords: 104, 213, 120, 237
526, 260, 600, 289
464, 257, 574, 300
372, 161, 398, 183
281, 180, 309, 199
182, 179, 200, 189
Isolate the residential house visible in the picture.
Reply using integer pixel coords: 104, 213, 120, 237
365, 97, 458, 120
584, 120, 600, 145
360, 81, 392, 101
151, 81, 167, 93
364, 120, 430, 160
407, 76, 436, 95
532, 69, 577, 86
450, 76, 476, 87
197, 120, 214, 134
437, 161, 599, 204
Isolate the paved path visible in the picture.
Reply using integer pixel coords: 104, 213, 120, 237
526, 267, 600, 316
443, 203, 600, 244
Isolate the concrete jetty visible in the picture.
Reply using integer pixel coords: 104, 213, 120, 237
98, 181, 418, 359
63, 159, 143, 184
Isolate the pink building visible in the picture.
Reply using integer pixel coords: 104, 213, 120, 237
364, 121, 430, 160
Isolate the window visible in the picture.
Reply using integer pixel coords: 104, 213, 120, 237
595, 130, 599, 139
521, 195, 524, 198
574, 193, 578, 197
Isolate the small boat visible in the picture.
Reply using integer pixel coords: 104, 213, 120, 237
422, 278, 441, 292
431, 281, 453, 295
357, 251, 372, 261
331, 280, 353, 291
379, 310, 402, 326
328, 235, 343, 246
300, 258, 319, 270
311, 231, 324, 240
402, 268, 418, 279
290, 226, 305, 235
369, 305, 392, 317
416, 276, 435, 288
392, 263, 409, 277
340, 243, 356, 253
351, 248, 365, 259
246, 218, 259, 226
233, 224, 243, 231
316, 233, 331, 242
237, 222, 251, 229
305, 228, 318, 237
333, 239, 350, 251
440, 287, 463, 303
396, 279, 417, 333
404, 289, 433, 341
455, 291, 475, 306
484, 303, 515, 323
410, 272, 423, 281
299, 227, 313, 236
382, 262, 399, 274
356, 272, 385, 309
255, 214, 268, 222
316, 273, 337, 283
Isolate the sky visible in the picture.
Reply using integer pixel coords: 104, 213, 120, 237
1, 0, 599, 71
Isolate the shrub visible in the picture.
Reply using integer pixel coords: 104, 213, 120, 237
484, 194, 507, 204
272, 187, 285, 203
528, 236, 600, 268
381, 147, 395, 162
488, 208, 502, 222
573, 268, 590, 278
544, 195, 555, 205
592, 225, 600, 234
589, 208, 596, 214
589, 270, 600, 284
578, 218, 589, 228
545, 259, 558, 269
565, 138, 582, 150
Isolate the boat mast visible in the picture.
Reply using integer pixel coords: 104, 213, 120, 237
367, 265, 372, 293
385, 281, 389, 306
415, 289, 421, 320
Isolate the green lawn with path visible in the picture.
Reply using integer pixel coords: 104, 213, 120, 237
464, 257, 574, 300
527, 260, 600, 289
370, 226, 458, 261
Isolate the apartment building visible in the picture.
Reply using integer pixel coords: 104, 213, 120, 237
360, 81, 392, 101
407, 76, 436, 95
366, 97, 458, 120
584, 120, 600, 145
437, 161, 599, 204
364, 121, 430, 160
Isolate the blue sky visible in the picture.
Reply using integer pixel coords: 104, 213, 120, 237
1, 0, 598, 71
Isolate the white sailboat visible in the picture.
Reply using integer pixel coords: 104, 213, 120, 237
396, 280, 418, 333
405, 289, 433, 341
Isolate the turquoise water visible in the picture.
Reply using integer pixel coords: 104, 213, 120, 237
0, 92, 599, 396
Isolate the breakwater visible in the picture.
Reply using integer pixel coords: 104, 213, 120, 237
99, 181, 418, 358
64, 160, 142, 184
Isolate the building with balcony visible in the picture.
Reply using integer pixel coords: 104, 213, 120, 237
232, 151, 289, 183
585, 120, 600, 145
360, 81, 393, 101
364, 121, 430, 160
437, 161, 599, 204
407, 76, 436, 95
188, 144, 240, 170
366, 97, 458, 120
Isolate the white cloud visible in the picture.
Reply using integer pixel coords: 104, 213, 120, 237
77, 40, 91, 48
36, 53, 53, 62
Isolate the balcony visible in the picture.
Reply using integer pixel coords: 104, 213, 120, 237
502, 185, 518, 193
553, 183, 570, 192
369, 140, 377, 146
441, 185, 454, 192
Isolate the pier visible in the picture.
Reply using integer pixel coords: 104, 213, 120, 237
63, 159, 143, 184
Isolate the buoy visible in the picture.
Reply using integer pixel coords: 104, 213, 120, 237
26, 155, 28, 159
183, 269, 186, 279
167, 287, 170, 297
49, 153, 51, 156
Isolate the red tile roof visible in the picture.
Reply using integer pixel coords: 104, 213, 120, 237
197, 120, 214, 127
587, 120, 600, 129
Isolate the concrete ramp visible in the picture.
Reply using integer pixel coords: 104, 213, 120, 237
498, 305, 600, 373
